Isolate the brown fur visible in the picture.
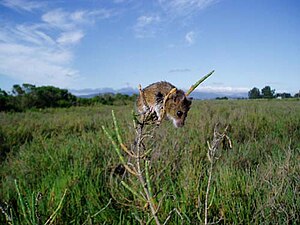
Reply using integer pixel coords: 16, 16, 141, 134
137, 81, 192, 128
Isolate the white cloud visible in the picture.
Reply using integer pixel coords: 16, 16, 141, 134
1, 0, 45, 12
200, 85, 249, 93
0, 5, 114, 88
11, 24, 55, 46
41, 9, 74, 30
57, 31, 84, 45
159, 0, 218, 15
42, 9, 113, 29
169, 68, 191, 73
185, 31, 196, 45
0, 16, 78, 86
0, 42, 78, 87
136, 15, 161, 27
134, 15, 161, 38
70, 10, 87, 22
89, 9, 115, 20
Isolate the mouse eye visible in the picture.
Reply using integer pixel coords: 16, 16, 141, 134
177, 111, 183, 117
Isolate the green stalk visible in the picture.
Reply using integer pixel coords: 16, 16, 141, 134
145, 160, 153, 201
102, 125, 138, 175
14, 179, 31, 225
102, 125, 126, 164
31, 192, 36, 225
185, 70, 215, 96
121, 181, 145, 202
112, 110, 123, 144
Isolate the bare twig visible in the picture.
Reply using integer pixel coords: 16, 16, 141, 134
103, 110, 161, 224
163, 208, 184, 225
135, 121, 161, 225
82, 198, 112, 225
204, 124, 232, 225
44, 189, 67, 225
0, 202, 13, 225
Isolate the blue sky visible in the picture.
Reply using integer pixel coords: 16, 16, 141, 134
0, 0, 299, 95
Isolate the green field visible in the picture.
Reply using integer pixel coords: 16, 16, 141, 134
0, 99, 299, 224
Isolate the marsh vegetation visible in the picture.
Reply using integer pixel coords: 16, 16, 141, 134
0, 99, 299, 224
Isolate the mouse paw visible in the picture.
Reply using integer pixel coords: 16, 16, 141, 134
155, 117, 162, 125
148, 106, 155, 114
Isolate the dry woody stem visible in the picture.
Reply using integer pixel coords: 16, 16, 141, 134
102, 110, 161, 224
204, 124, 232, 225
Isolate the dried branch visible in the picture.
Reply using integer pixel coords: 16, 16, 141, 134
204, 123, 232, 225
103, 110, 161, 224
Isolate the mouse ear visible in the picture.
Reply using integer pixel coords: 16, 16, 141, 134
181, 96, 192, 107
186, 97, 192, 106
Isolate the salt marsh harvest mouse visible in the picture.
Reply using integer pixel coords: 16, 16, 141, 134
136, 81, 192, 128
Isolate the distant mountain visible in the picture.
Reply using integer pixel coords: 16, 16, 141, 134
70, 87, 138, 98
69, 87, 248, 99
117, 87, 138, 96
189, 91, 248, 99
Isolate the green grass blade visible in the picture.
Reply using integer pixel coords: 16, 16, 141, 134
112, 110, 123, 145
120, 181, 145, 202
14, 179, 31, 225
102, 125, 126, 164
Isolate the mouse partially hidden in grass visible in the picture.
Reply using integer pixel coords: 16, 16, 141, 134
136, 70, 214, 128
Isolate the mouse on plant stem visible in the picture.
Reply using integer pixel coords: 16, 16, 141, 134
136, 81, 192, 128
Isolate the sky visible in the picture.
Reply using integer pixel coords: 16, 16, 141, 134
0, 0, 299, 95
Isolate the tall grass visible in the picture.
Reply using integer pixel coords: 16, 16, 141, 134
0, 99, 299, 224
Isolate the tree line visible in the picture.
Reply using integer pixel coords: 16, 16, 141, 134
248, 86, 299, 99
0, 84, 137, 112
1, 83, 299, 112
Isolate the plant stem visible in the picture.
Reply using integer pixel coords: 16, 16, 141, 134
186, 70, 215, 96
205, 161, 213, 225
136, 125, 161, 225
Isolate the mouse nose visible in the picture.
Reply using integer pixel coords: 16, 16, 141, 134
175, 121, 184, 128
